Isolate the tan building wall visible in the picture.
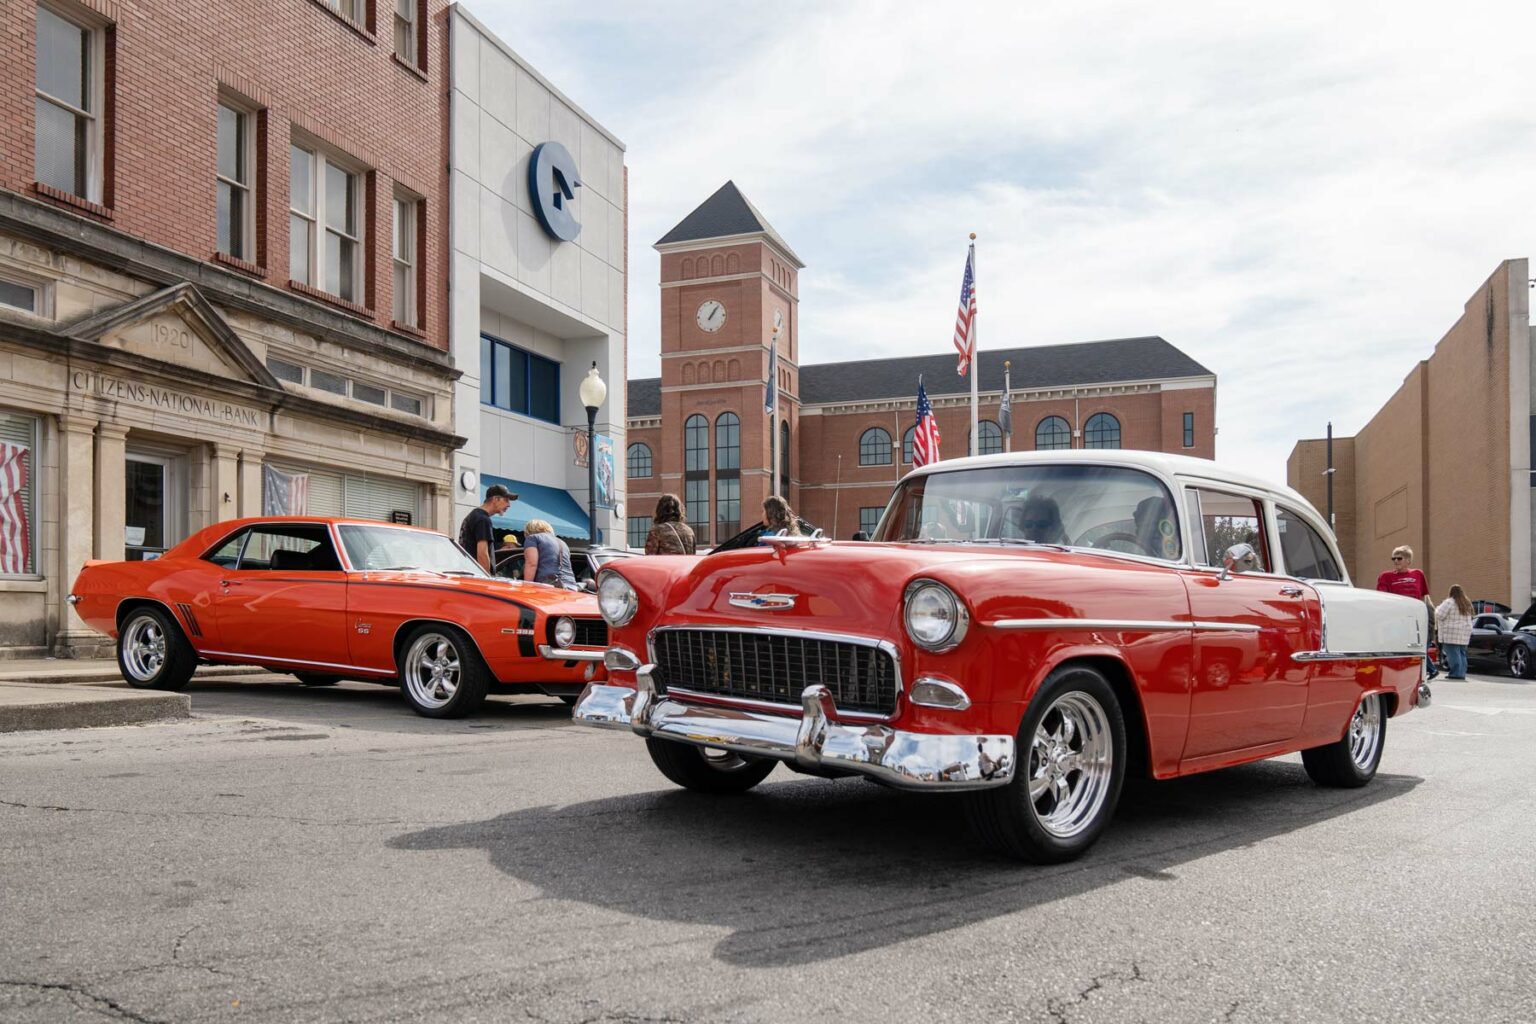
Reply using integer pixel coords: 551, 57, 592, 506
1288, 259, 1531, 605
1287, 434, 1357, 576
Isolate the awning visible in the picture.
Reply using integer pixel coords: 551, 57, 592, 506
482, 474, 590, 540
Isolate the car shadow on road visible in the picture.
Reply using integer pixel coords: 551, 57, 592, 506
389, 759, 1420, 967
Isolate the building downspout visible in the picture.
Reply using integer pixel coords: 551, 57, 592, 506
1509, 260, 1533, 606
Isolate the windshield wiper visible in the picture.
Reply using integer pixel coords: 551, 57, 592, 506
376, 565, 446, 577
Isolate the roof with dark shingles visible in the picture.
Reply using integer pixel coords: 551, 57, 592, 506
654, 181, 804, 266
628, 336, 1211, 418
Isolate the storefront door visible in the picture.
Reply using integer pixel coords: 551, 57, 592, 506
125, 452, 183, 561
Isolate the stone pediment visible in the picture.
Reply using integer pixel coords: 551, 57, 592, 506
63, 283, 280, 388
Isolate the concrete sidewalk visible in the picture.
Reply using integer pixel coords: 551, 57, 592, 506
0, 681, 190, 732
0, 658, 257, 687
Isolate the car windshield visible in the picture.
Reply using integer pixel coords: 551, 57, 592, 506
875, 463, 1183, 560
337, 525, 487, 576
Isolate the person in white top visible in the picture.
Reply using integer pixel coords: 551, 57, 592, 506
1434, 585, 1475, 680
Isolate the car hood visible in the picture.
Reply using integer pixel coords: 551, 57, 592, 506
361, 571, 599, 614
1513, 601, 1536, 633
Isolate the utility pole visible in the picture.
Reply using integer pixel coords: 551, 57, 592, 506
1325, 421, 1335, 530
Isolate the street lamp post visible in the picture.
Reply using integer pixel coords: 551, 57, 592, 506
579, 362, 607, 547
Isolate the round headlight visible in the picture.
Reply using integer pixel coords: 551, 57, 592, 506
904, 581, 968, 651
597, 571, 638, 627
553, 617, 575, 648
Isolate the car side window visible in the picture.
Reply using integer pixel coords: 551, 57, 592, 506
1473, 616, 1498, 631
1275, 506, 1343, 582
1187, 487, 1270, 572
237, 524, 343, 572
204, 529, 249, 568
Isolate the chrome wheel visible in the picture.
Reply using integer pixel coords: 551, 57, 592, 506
121, 615, 168, 682
1027, 691, 1114, 839
1511, 646, 1528, 678
404, 633, 461, 711
1348, 694, 1383, 771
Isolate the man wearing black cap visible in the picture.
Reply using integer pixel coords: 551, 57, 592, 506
459, 484, 516, 573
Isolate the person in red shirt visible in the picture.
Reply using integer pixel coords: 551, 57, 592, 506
1377, 545, 1437, 678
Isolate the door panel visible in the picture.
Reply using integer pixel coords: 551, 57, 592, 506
206, 524, 349, 669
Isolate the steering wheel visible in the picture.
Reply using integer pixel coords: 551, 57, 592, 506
1092, 532, 1143, 554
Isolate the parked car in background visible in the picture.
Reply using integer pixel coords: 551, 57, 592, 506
70, 518, 608, 717
1472, 599, 1513, 617
1466, 606, 1536, 678
575, 450, 1430, 864
493, 544, 635, 586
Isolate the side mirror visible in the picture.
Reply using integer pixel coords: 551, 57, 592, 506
1218, 543, 1257, 581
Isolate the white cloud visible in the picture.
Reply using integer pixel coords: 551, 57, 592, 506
467, 0, 1536, 479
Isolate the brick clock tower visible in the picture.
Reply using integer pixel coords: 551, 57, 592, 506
652, 182, 805, 544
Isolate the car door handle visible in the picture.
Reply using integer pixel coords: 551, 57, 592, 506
220, 579, 243, 587
1279, 585, 1304, 597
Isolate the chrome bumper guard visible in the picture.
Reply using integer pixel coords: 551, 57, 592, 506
573, 665, 1015, 791
537, 644, 604, 662
1416, 682, 1432, 708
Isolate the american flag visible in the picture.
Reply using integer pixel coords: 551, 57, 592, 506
0, 442, 30, 575
262, 465, 310, 515
953, 243, 977, 376
912, 379, 941, 468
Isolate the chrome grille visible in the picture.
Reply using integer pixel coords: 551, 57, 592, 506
652, 629, 898, 715
571, 619, 608, 647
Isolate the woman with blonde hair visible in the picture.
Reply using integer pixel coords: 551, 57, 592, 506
1434, 584, 1474, 680
522, 519, 578, 590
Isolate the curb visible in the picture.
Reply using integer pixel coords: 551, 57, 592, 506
0, 665, 266, 687
0, 686, 192, 733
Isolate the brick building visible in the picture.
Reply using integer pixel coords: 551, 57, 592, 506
1288, 259, 1532, 608
0, 0, 458, 655
623, 183, 1218, 546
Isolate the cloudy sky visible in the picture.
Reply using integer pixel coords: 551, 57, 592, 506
471, 0, 1536, 479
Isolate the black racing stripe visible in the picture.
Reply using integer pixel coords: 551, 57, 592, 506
345, 580, 535, 616
518, 606, 537, 657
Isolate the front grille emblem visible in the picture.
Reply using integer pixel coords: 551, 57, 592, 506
728, 592, 797, 611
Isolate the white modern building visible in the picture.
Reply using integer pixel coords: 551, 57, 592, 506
448, 7, 627, 545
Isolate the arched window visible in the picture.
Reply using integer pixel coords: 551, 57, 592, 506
626, 442, 652, 479
715, 412, 740, 540
859, 427, 893, 466
780, 419, 791, 487
684, 414, 710, 541
1084, 412, 1121, 449
715, 412, 739, 471
1035, 416, 1071, 451
969, 420, 1003, 456
902, 425, 917, 465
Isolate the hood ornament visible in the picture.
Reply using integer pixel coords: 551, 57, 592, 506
729, 592, 797, 611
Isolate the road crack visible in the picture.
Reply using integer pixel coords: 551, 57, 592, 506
0, 979, 166, 1023
1044, 961, 1146, 1024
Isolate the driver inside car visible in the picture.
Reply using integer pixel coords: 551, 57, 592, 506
1004, 495, 1068, 544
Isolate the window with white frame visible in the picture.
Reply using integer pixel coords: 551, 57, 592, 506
393, 0, 417, 62
290, 143, 364, 304
217, 101, 255, 262
34, 2, 104, 203
325, 0, 363, 23
392, 194, 419, 326
0, 411, 39, 576
0, 273, 43, 315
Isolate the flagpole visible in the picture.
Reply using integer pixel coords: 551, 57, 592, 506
770, 324, 780, 498
969, 233, 979, 458
1003, 359, 1012, 453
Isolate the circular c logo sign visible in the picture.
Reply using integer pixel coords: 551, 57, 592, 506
528, 141, 582, 242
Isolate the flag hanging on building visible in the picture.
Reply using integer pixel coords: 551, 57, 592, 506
952, 243, 977, 376
764, 329, 778, 414
0, 441, 31, 575
999, 361, 1013, 438
262, 464, 310, 515
912, 378, 941, 468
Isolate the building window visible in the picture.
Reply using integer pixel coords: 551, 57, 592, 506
392, 194, 419, 327
1084, 413, 1121, 449
266, 356, 303, 384
311, 369, 347, 395
627, 515, 651, 550
627, 443, 652, 479
34, 2, 103, 203
1035, 416, 1071, 450
324, 0, 364, 23
478, 335, 561, 425
715, 413, 740, 539
859, 427, 893, 466
0, 274, 42, 315
290, 143, 364, 303
393, 0, 417, 63
1183, 411, 1195, 448
216, 101, 255, 262
716, 476, 740, 541
684, 413, 709, 543
715, 413, 740, 472
0, 412, 38, 576
780, 419, 790, 488
390, 392, 422, 417
352, 381, 386, 406
859, 506, 882, 537
970, 420, 1003, 456
902, 425, 916, 465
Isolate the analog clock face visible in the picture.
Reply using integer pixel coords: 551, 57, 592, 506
696, 300, 726, 333
773, 308, 784, 331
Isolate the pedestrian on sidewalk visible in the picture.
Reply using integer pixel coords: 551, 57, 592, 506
1377, 545, 1438, 680
459, 484, 515, 573
644, 494, 696, 555
1435, 585, 1475, 680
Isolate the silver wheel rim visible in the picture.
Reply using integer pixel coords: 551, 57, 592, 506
1027, 691, 1114, 839
700, 746, 753, 772
1348, 694, 1383, 771
1512, 648, 1526, 676
404, 633, 461, 710
121, 615, 168, 682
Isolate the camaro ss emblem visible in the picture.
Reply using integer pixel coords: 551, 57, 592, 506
728, 592, 797, 611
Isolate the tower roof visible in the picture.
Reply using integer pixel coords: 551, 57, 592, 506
654, 181, 804, 267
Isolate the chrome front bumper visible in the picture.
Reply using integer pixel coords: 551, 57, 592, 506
572, 666, 1015, 791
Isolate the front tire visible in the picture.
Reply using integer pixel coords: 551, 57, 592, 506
295, 673, 341, 687
397, 626, 490, 718
645, 739, 777, 794
116, 605, 197, 691
965, 665, 1126, 863
1509, 644, 1533, 680
1301, 693, 1385, 788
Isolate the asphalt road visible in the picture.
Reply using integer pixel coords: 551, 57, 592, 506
2, 672, 1534, 1024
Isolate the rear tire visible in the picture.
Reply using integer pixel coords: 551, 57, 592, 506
965, 664, 1126, 863
645, 739, 777, 794
116, 605, 197, 691
295, 673, 341, 687
397, 625, 490, 718
1301, 693, 1385, 788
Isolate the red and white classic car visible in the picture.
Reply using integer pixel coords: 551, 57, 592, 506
575, 451, 1430, 862
69, 517, 607, 718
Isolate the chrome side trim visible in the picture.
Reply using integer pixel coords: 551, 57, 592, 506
573, 677, 1014, 791
1191, 621, 1264, 633
1291, 649, 1424, 663
537, 644, 603, 662
197, 650, 395, 675
989, 618, 1262, 633
66, 594, 82, 605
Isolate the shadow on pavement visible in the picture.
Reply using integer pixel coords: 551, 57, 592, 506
390, 759, 1420, 967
